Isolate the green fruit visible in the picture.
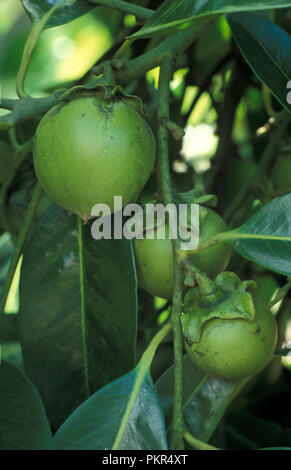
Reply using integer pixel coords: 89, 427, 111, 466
134, 208, 231, 299
33, 93, 156, 220
271, 153, 291, 191
186, 295, 277, 379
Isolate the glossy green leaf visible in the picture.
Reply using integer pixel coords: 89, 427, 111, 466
228, 12, 291, 112
54, 367, 168, 450
131, 0, 291, 38
156, 355, 248, 443
0, 362, 52, 450
19, 204, 137, 428
21, 0, 93, 28
227, 195, 291, 275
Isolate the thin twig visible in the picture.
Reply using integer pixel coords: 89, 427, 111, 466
156, 55, 184, 450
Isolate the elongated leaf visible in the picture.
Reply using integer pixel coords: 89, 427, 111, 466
131, 0, 291, 38
54, 367, 168, 450
156, 355, 248, 443
0, 314, 18, 342
0, 362, 52, 450
228, 12, 291, 112
227, 195, 291, 275
21, 0, 93, 28
19, 204, 137, 428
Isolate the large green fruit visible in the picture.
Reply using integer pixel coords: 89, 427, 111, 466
33, 93, 156, 220
134, 208, 231, 299
185, 295, 277, 379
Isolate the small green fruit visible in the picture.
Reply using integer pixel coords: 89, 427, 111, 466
184, 286, 277, 379
134, 208, 231, 299
33, 93, 156, 220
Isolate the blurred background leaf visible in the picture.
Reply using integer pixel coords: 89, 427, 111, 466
0, 362, 52, 450
228, 12, 291, 112
0, 0, 114, 98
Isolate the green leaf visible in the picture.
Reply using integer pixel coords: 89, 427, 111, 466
0, 314, 19, 342
0, 362, 52, 450
54, 367, 168, 450
227, 195, 291, 276
19, 204, 137, 428
21, 0, 93, 28
226, 411, 291, 450
227, 12, 291, 112
156, 355, 248, 443
131, 0, 291, 39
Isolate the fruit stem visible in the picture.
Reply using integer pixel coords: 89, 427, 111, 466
113, 39, 135, 61
156, 54, 184, 450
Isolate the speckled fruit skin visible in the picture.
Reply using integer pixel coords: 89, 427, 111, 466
134, 208, 231, 299
272, 153, 291, 191
33, 94, 156, 219
186, 296, 278, 379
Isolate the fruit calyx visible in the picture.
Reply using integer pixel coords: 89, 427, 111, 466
181, 272, 257, 345
56, 81, 144, 115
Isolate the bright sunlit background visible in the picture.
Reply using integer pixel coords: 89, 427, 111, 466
0, 0, 114, 98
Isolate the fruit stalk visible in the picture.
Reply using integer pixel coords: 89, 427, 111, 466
0, 28, 198, 130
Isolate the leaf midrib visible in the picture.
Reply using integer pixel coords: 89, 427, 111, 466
78, 216, 90, 398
